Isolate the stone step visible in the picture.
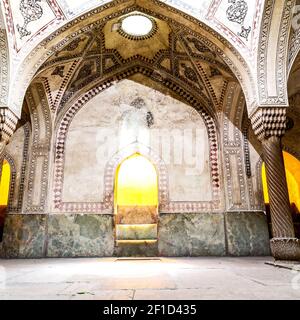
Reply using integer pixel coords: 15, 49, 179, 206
116, 224, 157, 240
114, 240, 158, 257
116, 206, 158, 224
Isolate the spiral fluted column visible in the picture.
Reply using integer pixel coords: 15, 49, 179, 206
251, 107, 300, 261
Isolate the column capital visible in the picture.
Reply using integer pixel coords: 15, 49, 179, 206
0, 107, 18, 146
249, 106, 287, 141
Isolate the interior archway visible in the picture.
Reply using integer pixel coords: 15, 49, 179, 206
115, 153, 158, 207
114, 153, 159, 256
0, 0, 273, 260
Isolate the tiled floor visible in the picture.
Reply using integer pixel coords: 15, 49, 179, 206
0, 257, 299, 300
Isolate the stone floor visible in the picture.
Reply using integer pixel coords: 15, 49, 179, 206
0, 257, 300, 300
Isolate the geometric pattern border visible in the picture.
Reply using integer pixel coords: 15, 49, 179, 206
53, 65, 221, 213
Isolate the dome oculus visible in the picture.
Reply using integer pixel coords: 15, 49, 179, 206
118, 14, 157, 40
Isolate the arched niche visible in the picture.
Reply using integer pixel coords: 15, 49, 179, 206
53, 79, 220, 213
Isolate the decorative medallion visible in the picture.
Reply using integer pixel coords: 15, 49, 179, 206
226, 0, 248, 24
16, 0, 44, 39
51, 66, 65, 78
226, 0, 251, 41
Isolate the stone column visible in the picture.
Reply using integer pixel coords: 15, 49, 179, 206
251, 107, 300, 260
0, 107, 18, 169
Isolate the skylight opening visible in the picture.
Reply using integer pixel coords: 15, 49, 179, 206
121, 14, 153, 37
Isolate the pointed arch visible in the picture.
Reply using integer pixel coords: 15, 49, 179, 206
107, 142, 168, 210
115, 153, 159, 207
53, 77, 221, 213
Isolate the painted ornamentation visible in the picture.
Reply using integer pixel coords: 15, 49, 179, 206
16, 0, 44, 39
226, 0, 251, 41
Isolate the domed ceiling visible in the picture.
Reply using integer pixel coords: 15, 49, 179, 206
32, 7, 236, 119
1, 0, 264, 60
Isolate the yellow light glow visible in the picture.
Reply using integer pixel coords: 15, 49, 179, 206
261, 163, 269, 204
262, 151, 300, 211
115, 153, 158, 206
0, 160, 10, 206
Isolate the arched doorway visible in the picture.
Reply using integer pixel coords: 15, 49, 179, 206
262, 151, 300, 238
114, 153, 159, 256
0, 160, 11, 242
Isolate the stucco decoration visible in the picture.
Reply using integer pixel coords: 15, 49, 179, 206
0, 0, 263, 60
17, 0, 44, 39
5, 123, 30, 213
29, 3, 248, 121
207, 0, 264, 58
287, 0, 300, 75
256, 0, 295, 106
222, 82, 249, 210
1, 0, 65, 52
1, 0, 298, 260
226, 0, 251, 40
0, 28, 9, 108
24, 83, 51, 214
4, 0, 255, 118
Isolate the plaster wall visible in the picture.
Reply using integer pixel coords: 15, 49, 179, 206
62, 80, 212, 204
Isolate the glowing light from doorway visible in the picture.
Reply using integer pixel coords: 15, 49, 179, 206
0, 160, 10, 206
115, 153, 158, 206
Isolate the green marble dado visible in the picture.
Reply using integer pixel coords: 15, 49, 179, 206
0, 214, 46, 258
158, 213, 226, 256
114, 240, 158, 257
225, 211, 271, 256
0, 212, 271, 258
47, 214, 114, 257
